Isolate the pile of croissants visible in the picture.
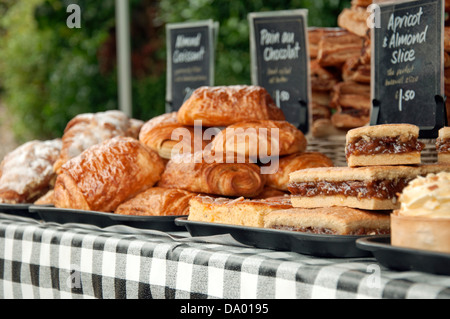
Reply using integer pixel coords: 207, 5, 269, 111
0, 85, 334, 217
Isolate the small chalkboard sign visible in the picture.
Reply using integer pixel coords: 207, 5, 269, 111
249, 10, 311, 134
371, 0, 446, 138
166, 20, 218, 112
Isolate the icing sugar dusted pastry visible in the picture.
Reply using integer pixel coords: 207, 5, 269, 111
177, 85, 285, 127
54, 110, 137, 174
0, 139, 62, 204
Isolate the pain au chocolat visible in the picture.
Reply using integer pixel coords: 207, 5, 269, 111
345, 124, 425, 167
54, 137, 165, 212
177, 85, 285, 127
53, 110, 140, 174
115, 187, 195, 217
264, 207, 390, 236
288, 165, 450, 211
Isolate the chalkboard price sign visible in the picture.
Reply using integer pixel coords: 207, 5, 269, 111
371, 0, 446, 138
166, 20, 217, 112
249, 10, 311, 134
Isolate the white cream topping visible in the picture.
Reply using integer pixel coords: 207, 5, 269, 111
398, 172, 450, 218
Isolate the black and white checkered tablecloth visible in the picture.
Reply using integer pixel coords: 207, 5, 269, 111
0, 213, 449, 299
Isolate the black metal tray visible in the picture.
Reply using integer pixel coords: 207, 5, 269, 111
356, 236, 450, 276
175, 217, 378, 258
29, 205, 187, 232
0, 203, 41, 220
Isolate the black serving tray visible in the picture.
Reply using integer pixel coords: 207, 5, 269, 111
29, 205, 187, 232
175, 217, 377, 258
0, 203, 41, 220
356, 236, 450, 276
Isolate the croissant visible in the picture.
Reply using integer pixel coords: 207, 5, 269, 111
158, 152, 266, 198
53, 137, 165, 212
177, 85, 285, 127
115, 187, 196, 216
0, 139, 62, 204
54, 110, 137, 174
210, 120, 307, 162
139, 112, 210, 160
265, 152, 334, 191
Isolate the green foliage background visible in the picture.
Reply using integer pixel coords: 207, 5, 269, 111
0, 0, 350, 142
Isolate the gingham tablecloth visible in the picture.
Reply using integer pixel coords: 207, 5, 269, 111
0, 213, 449, 299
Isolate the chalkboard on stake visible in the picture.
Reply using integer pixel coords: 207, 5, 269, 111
371, 0, 446, 138
166, 20, 218, 112
249, 10, 311, 134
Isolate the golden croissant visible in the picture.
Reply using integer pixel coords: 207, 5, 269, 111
158, 152, 266, 198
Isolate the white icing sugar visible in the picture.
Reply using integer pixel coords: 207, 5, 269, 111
0, 139, 62, 195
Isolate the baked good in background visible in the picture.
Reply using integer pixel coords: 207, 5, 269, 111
288, 165, 450, 211
188, 195, 292, 228
264, 206, 390, 236
115, 187, 195, 216
53, 110, 141, 174
342, 56, 370, 84
139, 112, 210, 160
265, 152, 334, 191
310, 59, 339, 92
127, 118, 145, 139
436, 127, 450, 164
330, 81, 371, 130
210, 120, 307, 162
53, 136, 165, 212
308, 24, 370, 137
158, 151, 266, 198
346, 124, 425, 167
337, 4, 370, 38
391, 172, 450, 254
316, 29, 364, 68
176, 85, 285, 127
444, 29, 450, 125
0, 139, 62, 204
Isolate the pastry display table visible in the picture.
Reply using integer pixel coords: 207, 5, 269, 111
0, 213, 449, 300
